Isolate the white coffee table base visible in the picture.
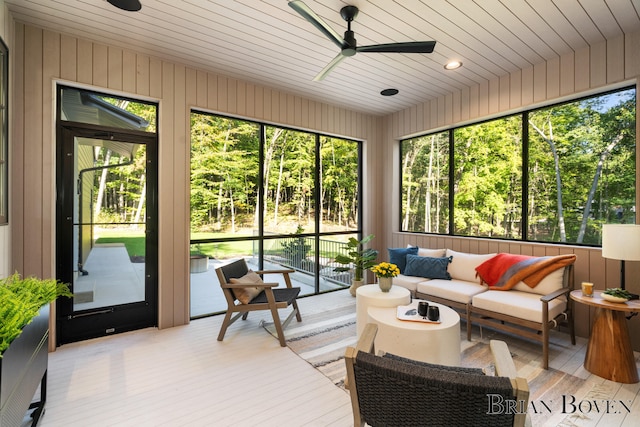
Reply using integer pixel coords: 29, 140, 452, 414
356, 284, 411, 337
367, 300, 461, 366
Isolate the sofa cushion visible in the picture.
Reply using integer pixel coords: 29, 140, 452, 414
417, 279, 487, 304
512, 267, 565, 295
417, 247, 447, 258
393, 274, 429, 293
472, 290, 566, 323
388, 246, 419, 274
445, 249, 496, 283
405, 254, 452, 279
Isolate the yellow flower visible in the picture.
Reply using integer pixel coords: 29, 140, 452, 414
370, 262, 400, 278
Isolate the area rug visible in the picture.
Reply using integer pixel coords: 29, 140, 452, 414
264, 306, 622, 427
261, 303, 357, 388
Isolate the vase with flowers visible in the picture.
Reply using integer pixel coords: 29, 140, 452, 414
370, 262, 400, 292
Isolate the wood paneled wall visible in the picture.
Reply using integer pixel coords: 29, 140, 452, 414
377, 31, 640, 349
9, 23, 379, 335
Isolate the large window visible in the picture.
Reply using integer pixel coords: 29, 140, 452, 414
190, 111, 361, 316
401, 86, 636, 246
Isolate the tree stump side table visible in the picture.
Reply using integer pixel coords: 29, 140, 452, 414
570, 290, 640, 384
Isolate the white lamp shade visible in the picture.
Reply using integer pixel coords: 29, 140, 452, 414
602, 224, 640, 261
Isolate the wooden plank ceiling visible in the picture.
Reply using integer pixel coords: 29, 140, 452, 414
6, 0, 640, 116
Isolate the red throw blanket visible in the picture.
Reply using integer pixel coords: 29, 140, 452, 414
475, 253, 577, 290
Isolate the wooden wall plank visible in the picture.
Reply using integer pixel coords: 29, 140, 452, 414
158, 61, 175, 329
196, 70, 207, 108
625, 32, 640, 78
207, 73, 217, 111
107, 46, 123, 90
136, 54, 150, 96
478, 80, 489, 117
254, 84, 263, 120
11, 23, 25, 273
533, 62, 546, 103
149, 58, 162, 99
546, 56, 560, 100
559, 52, 575, 96
488, 77, 499, 114
469, 85, 479, 119
509, 69, 522, 109
172, 64, 188, 326
23, 25, 44, 276
92, 43, 108, 87
499, 75, 509, 112
606, 35, 625, 84
590, 41, 607, 88
575, 46, 590, 92
236, 80, 246, 115
227, 78, 237, 114
77, 39, 92, 84
521, 66, 534, 106
122, 50, 136, 93
42, 30, 60, 277
60, 34, 77, 81
245, 82, 255, 119
217, 75, 228, 112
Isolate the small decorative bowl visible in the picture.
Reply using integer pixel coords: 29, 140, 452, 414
601, 293, 629, 303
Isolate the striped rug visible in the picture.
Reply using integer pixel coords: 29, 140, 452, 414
262, 303, 357, 388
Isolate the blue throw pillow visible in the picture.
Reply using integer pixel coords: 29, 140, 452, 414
404, 254, 453, 280
388, 247, 419, 274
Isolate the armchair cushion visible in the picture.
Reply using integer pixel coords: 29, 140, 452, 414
229, 270, 264, 304
404, 254, 452, 279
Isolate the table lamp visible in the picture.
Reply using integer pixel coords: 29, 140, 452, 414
601, 224, 640, 290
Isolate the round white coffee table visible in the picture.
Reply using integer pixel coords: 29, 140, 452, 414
355, 285, 411, 337
367, 300, 461, 366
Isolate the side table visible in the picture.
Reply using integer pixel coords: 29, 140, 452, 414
570, 290, 640, 383
355, 285, 411, 337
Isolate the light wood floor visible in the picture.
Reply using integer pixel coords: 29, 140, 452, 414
36, 290, 640, 427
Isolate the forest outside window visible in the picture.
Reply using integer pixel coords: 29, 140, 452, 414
401, 86, 636, 246
189, 111, 362, 312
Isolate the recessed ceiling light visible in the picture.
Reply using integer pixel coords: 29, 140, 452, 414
444, 61, 463, 70
380, 88, 399, 96
107, 0, 142, 12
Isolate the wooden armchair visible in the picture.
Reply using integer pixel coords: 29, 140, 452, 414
345, 323, 529, 427
215, 259, 302, 346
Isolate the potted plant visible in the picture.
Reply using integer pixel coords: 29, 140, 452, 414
333, 234, 378, 296
370, 262, 400, 292
0, 273, 72, 425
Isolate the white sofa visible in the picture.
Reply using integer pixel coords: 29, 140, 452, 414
392, 248, 576, 369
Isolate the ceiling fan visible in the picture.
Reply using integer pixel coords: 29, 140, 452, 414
289, 1, 436, 81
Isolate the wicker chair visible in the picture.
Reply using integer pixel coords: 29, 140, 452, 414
215, 259, 301, 346
345, 323, 529, 427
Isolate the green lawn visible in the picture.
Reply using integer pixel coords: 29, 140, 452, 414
96, 229, 146, 257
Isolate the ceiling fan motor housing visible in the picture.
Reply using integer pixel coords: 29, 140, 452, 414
342, 31, 357, 56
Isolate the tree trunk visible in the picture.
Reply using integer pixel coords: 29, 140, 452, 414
577, 135, 622, 242
94, 149, 112, 218
133, 174, 146, 227
529, 118, 566, 242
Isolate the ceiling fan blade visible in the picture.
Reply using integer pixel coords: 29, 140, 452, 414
357, 41, 436, 54
313, 53, 347, 81
289, 1, 345, 49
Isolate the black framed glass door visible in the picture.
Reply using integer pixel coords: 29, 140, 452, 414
55, 86, 158, 344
